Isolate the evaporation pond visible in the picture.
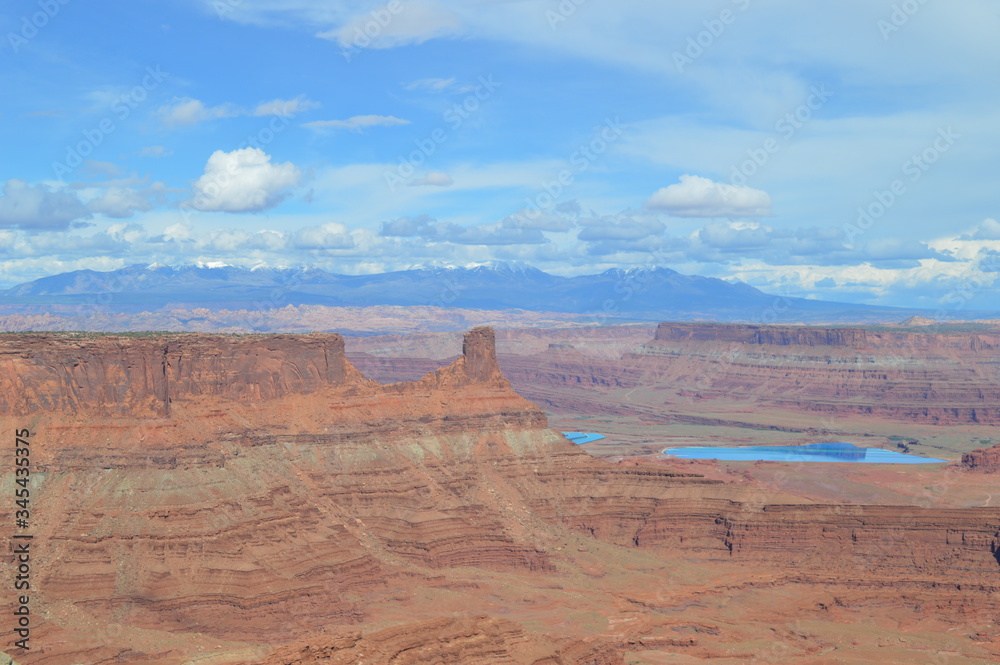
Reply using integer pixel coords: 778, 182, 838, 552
562, 432, 606, 444
662, 442, 947, 464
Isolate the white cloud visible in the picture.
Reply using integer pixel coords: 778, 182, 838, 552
157, 95, 318, 127
191, 148, 301, 213
202, 228, 287, 252
967, 218, 1000, 240
291, 222, 355, 249
0, 179, 91, 230
409, 171, 453, 187
252, 95, 320, 117
156, 98, 239, 127
162, 223, 193, 242
303, 115, 410, 132
318, 3, 462, 49
85, 186, 156, 219
646, 175, 772, 218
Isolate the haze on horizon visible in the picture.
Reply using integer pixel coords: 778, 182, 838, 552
1, 0, 998, 310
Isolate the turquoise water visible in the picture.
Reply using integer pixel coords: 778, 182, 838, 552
562, 432, 606, 445
662, 442, 947, 464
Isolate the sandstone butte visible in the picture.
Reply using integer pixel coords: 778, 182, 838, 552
0, 326, 999, 664
962, 445, 1000, 473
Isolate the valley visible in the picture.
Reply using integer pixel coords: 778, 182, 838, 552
0, 323, 998, 663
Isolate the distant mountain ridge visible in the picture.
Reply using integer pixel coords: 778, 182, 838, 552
0, 261, 944, 322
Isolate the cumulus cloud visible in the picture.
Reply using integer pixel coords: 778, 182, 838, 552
577, 215, 666, 242
965, 218, 1000, 240
379, 214, 437, 238
451, 221, 545, 245
0, 179, 91, 230
499, 210, 575, 232
646, 175, 772, 218
379, 215, 546, 245
303, 114, 410, 132
191, 148, 301, 213
156, 98, 239, 127
85, 186, 158, 219
202, 228, 287, 252
685, 221, 950, 267
696, 221, 776, 249
860, 238, 952, 263
291, 223, 356, 249
409, 171, 453, 187
160, 223, 194, 242
574, 214, 674, 256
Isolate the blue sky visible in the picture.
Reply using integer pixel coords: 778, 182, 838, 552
1, 0, 999, 310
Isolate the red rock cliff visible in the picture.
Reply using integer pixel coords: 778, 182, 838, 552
0, 333, 371, 417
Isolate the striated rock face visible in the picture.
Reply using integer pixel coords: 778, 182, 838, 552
637, 322, 1000, 424
2, 326, 1000, 665
246, 616, 623, 665
0, 333, 369, 417
962, 445, 1000, 473
653, 322, 1000, 350
488, 322, 1000, 426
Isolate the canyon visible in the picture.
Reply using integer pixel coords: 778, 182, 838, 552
1, 325, 999, 664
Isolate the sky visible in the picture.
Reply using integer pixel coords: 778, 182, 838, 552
1, 0, 998, 310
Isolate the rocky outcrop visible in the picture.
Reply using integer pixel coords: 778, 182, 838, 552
962, 445, 1000, 473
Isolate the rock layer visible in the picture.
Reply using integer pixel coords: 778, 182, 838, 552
639, 323, 1000, 424
2, 327, 999, 664
244, 616, 623, 665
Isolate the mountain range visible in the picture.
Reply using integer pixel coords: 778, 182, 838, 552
0, 261, 970, 323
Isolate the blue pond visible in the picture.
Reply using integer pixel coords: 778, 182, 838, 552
562, 432, 606, 445
663, 442, 947, 464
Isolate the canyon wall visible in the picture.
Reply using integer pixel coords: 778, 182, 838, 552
653, 322, 1000, 350
637, 322, 1000, 424
2, 327, 999, 665
0, 333, 368, 417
